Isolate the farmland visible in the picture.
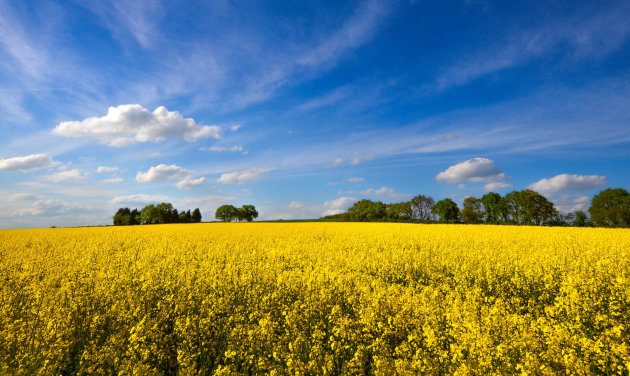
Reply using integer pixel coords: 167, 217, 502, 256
1, 223, 629, 375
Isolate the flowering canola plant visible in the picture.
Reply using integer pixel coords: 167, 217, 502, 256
0, 223, 629, 375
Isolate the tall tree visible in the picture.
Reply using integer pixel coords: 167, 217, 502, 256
431, 199, 460, 223
239, 205, 258, 222
155, 203, 176, 224
113, 207, 132, 226
589, 188, 630, 227
410, 194, 435, 220
387, 202, 413, 220
461, 197, 484, 224
481, 192, 502, 223
215, 205, 238, 222
572, 211, 590, 227
347, 199, 373, 222
191, 208, 202, 223
140, 205, 159, 224
503, 190, 558, 225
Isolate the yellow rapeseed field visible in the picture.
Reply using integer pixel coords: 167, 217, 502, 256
1, 223, 629, 375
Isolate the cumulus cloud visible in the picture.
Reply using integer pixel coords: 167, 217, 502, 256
323, 196, 357, 216
44, 169, 84, 182
7, 193, 73, 217
199, 145, 243, 152
484, 182, 513, 191
553, 195, 591, 214
528, 174, 606, 195
348, 177, 364, 183
97, 166, 119, 173
175, 177, 206, 190
436, 158, 508, 183
103, 177, 123, 183
217, 167, 276, 184
136, 164, 190, 183
230, 124, 242, 132
53, 104, 221, 146
0, 153, 53, 172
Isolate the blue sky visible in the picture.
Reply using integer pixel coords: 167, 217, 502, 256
1, 0, 629, 228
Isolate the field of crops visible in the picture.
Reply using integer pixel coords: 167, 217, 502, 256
1, 223, 629, 375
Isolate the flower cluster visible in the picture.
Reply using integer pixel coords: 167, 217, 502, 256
0, 223, 628, 374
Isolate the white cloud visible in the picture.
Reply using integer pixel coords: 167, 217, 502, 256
217, 167, 276, 184
331, 158, 343, 167
288, 201, 305, 210
350, 157, 362, 165
457, 184, 466, 189
0, 153, 53, 172
230, 124, 242, 132
554, 195, 591, 214
44, 169, 84, 182
348, 177, 364, 183
528, 174, 607, 195
97, 166, 119, 173
327, 181, 340, 186
360, 187, 410, 200
5, 193, 78, 217
323, 196, 357, 216
436, 158, 508, 184
53, 104, 221, 146
199, 145, 243, 152
175, 177, 206, 190
110, 193, 171, 207
484, 182, 513, 191
136, 164, 190, 183
103, 177, 123, 183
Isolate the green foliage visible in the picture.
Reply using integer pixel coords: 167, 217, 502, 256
192, 208, 202, 223
431, 199, 460, 223
461, 197, 484, 224
589, 188, 630, 227
571, 211, 591, 227
410, 194, 434, 220
215, 205, 238, 222
503, 190, 558, 225
114, 204, 201, 225
347, 200, 391, 222
387, 202, 413, 220
481, 192, 502, 223
113, 208, 140, 226
237, 205, 258, 222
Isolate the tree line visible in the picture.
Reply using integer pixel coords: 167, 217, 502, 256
113, 203, 201, 225
323, 187, 630, 228
215, 205, 259, 222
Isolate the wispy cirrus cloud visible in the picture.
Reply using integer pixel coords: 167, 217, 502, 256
433, 3, 630, 91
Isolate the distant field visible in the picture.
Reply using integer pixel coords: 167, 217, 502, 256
1, 223, 628, 375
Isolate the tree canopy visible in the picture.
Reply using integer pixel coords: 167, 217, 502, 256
589, 188, 630, 227
215, 204, 259, 222
113, 203, 201, 226
431, 198, 460, 223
